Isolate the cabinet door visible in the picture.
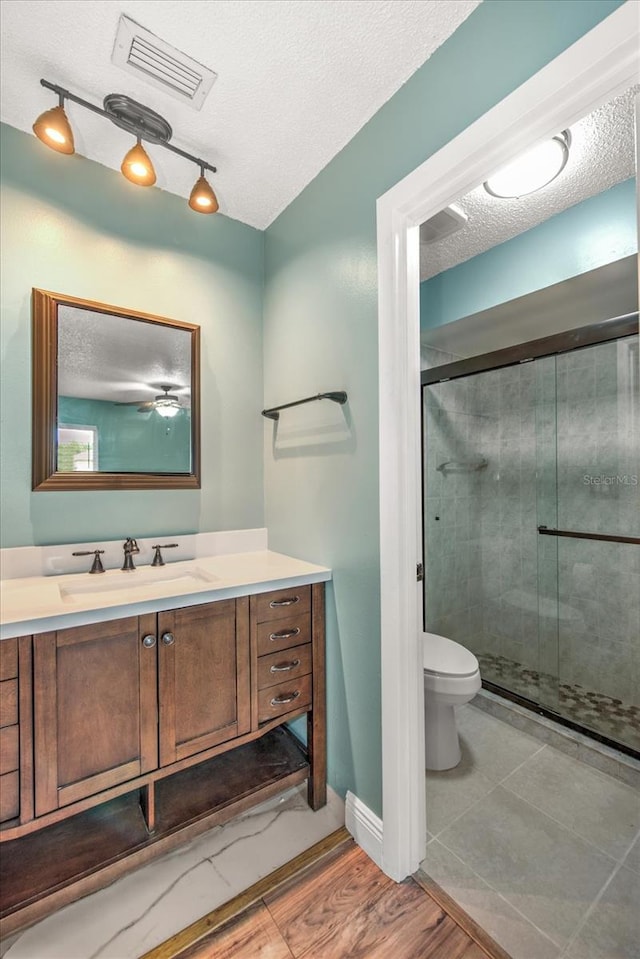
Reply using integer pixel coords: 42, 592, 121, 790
158, 598, 250, 766
33, 616, 158, 816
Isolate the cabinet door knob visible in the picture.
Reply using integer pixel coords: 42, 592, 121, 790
161, 632, 175, 646
142, 635, 156, 648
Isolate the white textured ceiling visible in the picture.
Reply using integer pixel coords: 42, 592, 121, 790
0, 0, 480, 229
420, 87, 638, 281
58, 306, 192, 403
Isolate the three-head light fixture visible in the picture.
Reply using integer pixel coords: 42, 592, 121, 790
32, 79, 218, 214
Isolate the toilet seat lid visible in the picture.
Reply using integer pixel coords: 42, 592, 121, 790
423, 632, 479, 677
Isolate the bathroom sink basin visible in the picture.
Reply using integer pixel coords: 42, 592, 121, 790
59, 566, 219, 604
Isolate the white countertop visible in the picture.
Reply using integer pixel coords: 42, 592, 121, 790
0, 550, 331, 640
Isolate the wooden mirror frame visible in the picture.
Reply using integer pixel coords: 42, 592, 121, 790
32, 289, 201, 491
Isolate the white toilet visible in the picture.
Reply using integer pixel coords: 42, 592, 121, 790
423, 632, 481, 771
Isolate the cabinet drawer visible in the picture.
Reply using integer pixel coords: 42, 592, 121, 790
253, 586, 311, 624
0, 680, 18, 728
258, 674, 312, 724
0, 770, 19, 822
0, 724, 19, 775
256, 615, 311, 657
0, 639, 18, 681
257, 644, 312, 690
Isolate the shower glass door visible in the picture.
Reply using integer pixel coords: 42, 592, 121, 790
535, 334, 640, 751
422, 326, 639, 754
423, 360, 545, 697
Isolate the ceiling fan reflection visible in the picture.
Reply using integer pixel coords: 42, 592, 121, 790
114, 384, 183, 418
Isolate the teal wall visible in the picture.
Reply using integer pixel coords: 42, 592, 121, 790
0, 0, 626, 817
0, 123, 264, 547
421, 177, 637, 331
58, 397, 192, 473
263, 0, 625, 816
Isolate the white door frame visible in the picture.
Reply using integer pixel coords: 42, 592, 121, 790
377, 2, 640, 882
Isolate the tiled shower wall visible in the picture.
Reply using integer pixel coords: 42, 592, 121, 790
424, 362, 540, 669
423, 335, 640, 718
554, 337, 640, 706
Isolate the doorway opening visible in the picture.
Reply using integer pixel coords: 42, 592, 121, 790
377, 3, 639, 882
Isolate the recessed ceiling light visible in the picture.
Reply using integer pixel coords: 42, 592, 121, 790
484, 131, 571, 199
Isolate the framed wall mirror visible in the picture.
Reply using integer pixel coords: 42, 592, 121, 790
32, 289, 201, 490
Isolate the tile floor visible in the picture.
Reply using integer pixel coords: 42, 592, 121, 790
421, 701, 640, 959
0, 786, 345, 959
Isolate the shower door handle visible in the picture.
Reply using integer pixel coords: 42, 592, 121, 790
537, 526, 640, 546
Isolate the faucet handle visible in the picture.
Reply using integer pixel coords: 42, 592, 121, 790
151, 543, 179, 567
73, 549, 105, 574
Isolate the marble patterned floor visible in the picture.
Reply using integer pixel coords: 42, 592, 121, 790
421, 700, 640, 959
0, 785, 345, 959
478, 652, 640, 752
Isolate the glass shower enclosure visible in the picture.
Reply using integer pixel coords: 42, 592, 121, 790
422, 315, 640, 754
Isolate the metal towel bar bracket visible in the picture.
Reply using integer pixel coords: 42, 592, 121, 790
262, 391, 348, 421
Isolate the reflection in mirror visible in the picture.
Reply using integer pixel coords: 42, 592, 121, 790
57, 308, 192, 474
32, 291, 200, 490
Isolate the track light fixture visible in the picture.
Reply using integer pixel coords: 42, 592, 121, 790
189, 165, 219, 214
32, 93, 75, 155
121, 138, 156, 187
32, 79, 218, 214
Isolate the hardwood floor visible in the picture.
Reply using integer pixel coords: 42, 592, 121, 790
174, 840, 495, 959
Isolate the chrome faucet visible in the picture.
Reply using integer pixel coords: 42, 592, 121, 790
121, 537, 140, 571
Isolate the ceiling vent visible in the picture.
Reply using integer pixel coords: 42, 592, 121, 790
420, 204, 468, 245
111, 15, 217, 111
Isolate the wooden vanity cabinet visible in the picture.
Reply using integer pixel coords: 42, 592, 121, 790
0, 637, 33, 827
32, 599, 253, 814
1, 582, 326, 936
250, 583, 326, 810
33, 617, 159, 816
158, 598, 250, 766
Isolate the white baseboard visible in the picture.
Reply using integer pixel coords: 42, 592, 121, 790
345, 791, 384, 871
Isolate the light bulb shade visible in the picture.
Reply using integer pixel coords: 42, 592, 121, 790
156, 403, 180, 418
32, 104, 75, 155
121, 141, 156, 186
189, 174, 219, 214
484, 132, 570, 199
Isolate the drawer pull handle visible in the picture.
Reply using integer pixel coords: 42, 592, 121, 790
161, 632, 175, 646
270, 659, 301, 673
270, 690, 301, 706
142, 634, 156, 649
269, 596, 300, 607
270, 628, 300, 642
